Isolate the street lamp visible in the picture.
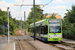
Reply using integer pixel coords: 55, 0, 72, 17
24, 11, 26, 35
33, 0, 36, 41
7, 7, 9, 43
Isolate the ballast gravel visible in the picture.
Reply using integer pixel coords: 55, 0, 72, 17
29, 40, 61, 50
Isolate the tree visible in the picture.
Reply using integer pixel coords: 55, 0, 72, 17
0, 9, 25, 36
47, 13, 56, 19
63, 5, 75, 39
26, 5, 45, 28
50, 13, 56, 19
0, 25, 3, 35
65, 5, 75, 23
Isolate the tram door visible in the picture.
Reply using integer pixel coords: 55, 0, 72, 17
39, 24, 42, 39
39, 24, 48, 40
42, 26, 48, 40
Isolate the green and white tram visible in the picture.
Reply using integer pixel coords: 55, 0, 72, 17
28, 19, 62, 42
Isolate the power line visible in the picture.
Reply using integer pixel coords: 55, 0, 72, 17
19, 0, 24, 33
19, 0, 24, 17
20, 0, 24, 7
14, 0, 53, 7
42, 0, 52, 8
46, 0, 52, 5
14, 0, 53, 39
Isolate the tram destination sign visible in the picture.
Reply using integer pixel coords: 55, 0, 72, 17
48, 19, 60, 24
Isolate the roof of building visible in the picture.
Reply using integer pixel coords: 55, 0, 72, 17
46, 16, 61, 19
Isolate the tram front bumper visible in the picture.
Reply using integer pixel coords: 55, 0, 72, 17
48, 37, 62, 41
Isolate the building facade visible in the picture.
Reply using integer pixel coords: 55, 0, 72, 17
44, 13, 61, 19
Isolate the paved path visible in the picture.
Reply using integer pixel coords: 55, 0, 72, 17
0, 36, 31, 44
3, 43, 15, 50
0, 43, 6, 50
0, 40, 15, 50
63, 38, 75, 44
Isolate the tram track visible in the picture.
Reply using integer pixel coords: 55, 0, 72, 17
15, 30, 75, 50
31, 36, 75, 50
15, 31, 38, 50
62, 42, 75, 48
15, 36, 75, 50
49, 42, 75, 50
15, 39, 22, 50
15, 38, 38, 50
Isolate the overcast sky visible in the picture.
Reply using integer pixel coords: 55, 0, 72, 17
0, 0, 75, 20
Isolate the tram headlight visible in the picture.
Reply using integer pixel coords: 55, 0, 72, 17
50, 36, 53, 38
59, 35, 62, 38
49, 35, 54, 38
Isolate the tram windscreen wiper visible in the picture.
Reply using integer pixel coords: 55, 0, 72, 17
50, 29, 56, 35
49, 26, 61, 33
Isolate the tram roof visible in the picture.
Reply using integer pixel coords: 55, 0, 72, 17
30, 19, 46, 26
29, 19, 61, 27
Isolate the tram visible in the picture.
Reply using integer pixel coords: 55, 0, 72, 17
28, 19, 62, 42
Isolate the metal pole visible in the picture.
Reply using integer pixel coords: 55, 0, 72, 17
24, 11, 26, 35
7, 7, 9, 43
41, 16, 42, 20
21, 17, 22, 33
33, 0, 36, 41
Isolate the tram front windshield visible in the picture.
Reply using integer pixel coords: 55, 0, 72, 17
49, 26, 61, 33
48, 19, 61, 33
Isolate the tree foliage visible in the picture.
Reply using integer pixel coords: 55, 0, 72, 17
63, 5, 75, 39
48, 13, 56, 19
26, 5, 45, 28
65, 5, 75, 23
0, 9, 24, 36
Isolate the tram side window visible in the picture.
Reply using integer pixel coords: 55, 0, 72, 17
35, 27, 38, 34
38, 26, 40, 33
41, 26, 48, 34
31, 27, 32, 33
40, 26, 42, 34
28, 28, 30, 32
33, 27, 34, 33
32, 27, 35, 33
35, 27, 37, 33
30, 28, 31, 32
41, 26, 44, 34
31, 27, 33, 33
29, 28, 30, 32
44, 26, 48, 34
28, 28, 29, 32
32, 27, 34, 33
31, 28, 32, 32
37, 27, 39, 33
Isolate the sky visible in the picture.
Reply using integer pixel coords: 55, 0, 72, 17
0, 0, 75, 20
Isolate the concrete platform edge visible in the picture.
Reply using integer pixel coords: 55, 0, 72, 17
3, 43, 15, 50
14, 43, 15, 50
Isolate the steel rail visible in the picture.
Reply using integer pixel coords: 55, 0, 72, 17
49, 43, 65, 50
61, 42, 75, 48
24, 38, 39, 50
49, 42, 75, 50
15, 32, 38, 50
15, 34, 23, 50
17, 39, 23, 50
